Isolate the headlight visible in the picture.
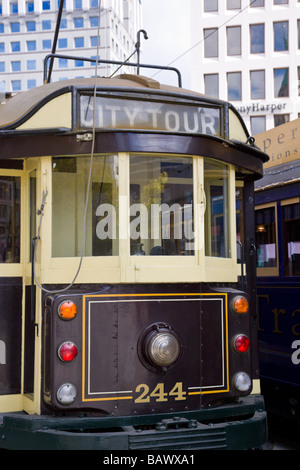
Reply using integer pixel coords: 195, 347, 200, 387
147, 331, 180, 367
140, 324, 181, 369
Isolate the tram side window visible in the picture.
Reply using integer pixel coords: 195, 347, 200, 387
236, 186, 244, 262
129, 155, 194, 256
52, 155, 119, 257
282, 202, 300, 276
255, 206, 277, 268
0, 176, 21, 263
204, 160, 230, 258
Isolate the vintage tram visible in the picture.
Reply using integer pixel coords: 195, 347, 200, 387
0, 68, 268, 449
255, 120, 300, 420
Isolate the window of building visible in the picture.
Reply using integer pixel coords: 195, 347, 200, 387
274, 68, 289, 97
0, 43, 4, 53
227, 0, 241, 9
282, 200, 300, 276
90, 0, 98, 7
58, 38, 67, 48
227, 26, 241, 55
59, 58, 68, 68
42, 0, 51, 10
11, 41, 20, 52
204, 0, 218, 11
26, 1, 34, 12
27, 79, 36, 89
250, 24, 264, 53
227, 72, 242, 101
251, 116, 266, 135
11, 61, 21, 72
250, 0, 264, 5
26, 21, 36, 31
74, 37, 84, 48
74, 17, 84, 28
27, 40, 36, 51
274, 114, 290, 126
250, 70, 265, 99
10, 2, 18, 14
204, 74, 219, 98
11, 80, 21, 91
274, 0, 288, 4
0, 3, 2, 15
0, 176, 21, 263
274, 21, 288, 51
90, 16, 98, 27
0, 24, 3, 33
42, 39, 52, 50
74, 0, 82, 9
90, 36, 98, 47
27, 60, 36, 70
0, 62, 4, 72
10, 22, 20, 33
75, 59, 84, 67
42, 20, 51, 30
204, 28, 218, 58
61, 18, 67, 28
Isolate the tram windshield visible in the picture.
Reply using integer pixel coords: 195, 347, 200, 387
51, 154, 232, 260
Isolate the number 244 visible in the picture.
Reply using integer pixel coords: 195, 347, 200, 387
135, 382, 186, 403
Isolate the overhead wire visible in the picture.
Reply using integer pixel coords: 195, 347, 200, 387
150, 0, 258, 79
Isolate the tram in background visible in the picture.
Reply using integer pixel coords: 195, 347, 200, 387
0, 57, 268, 449
255, 120, 300, 420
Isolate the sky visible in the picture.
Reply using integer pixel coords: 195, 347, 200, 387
140, 0, 192, 89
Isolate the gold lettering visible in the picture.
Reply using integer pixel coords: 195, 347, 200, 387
272, 308, 286, 334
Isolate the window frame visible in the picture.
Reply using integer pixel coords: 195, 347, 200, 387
43, 154, 239, 284
255, 202, 279, 277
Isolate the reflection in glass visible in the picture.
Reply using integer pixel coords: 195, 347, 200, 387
251, 70, 265, 99
130, 155, 194, 256
274, 68, 289, 97
274, 21, 288, 51
228, 72, 242, 101
250, 24, 265, 53
255, 207, 277, 268
52, 155, 119, 257
0, 176, 21, 263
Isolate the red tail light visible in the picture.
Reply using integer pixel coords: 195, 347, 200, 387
57, 341, 78, 362
233, 334, 250, 353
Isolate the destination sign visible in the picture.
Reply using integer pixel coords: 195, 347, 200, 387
79, 95, 220, 136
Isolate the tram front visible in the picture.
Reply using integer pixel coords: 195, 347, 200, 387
0, 75, 268, 450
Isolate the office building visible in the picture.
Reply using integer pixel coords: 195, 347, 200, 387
0, 0, 142, 93
191, 0, 300, 134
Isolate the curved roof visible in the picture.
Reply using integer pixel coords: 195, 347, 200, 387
0, 74, 214, 130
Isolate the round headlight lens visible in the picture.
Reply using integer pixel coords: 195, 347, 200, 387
148, 331, 180, 367
233, 372, 252, 393
57, 383, 77, 405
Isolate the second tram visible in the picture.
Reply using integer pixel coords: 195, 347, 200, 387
255, 120, 300, 420
0, 70, 268, 449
